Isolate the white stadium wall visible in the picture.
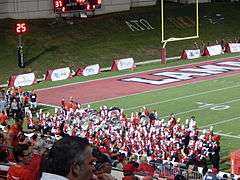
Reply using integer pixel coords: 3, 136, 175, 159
0, 0, 157, 19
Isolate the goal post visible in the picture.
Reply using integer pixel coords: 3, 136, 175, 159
160, 0, 199, 63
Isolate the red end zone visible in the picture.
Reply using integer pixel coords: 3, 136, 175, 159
36, 58, 240, 106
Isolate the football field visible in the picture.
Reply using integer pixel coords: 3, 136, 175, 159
89, 74, 240, 169
36, 58, 240, 170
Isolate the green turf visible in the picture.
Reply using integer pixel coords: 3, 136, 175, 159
87, 74, 240, 171
1, 2, 240, 83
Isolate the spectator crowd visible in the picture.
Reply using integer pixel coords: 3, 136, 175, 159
0, 87, 235, 180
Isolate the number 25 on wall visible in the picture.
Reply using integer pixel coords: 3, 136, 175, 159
16, 23, 28, 35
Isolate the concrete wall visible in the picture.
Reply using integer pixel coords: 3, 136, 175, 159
131, 0, 157, 7
180, 0, 211, 3
95, 0, 130, 15
0, 0, 55, 19
166, 0, 211, 3
0, 0, 157, 19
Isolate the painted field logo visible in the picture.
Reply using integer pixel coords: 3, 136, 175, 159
196, 102, 230, 111
126, 19, 154, 31
121, 60, 240, 85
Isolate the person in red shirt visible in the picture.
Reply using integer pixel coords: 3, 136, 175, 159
7, 143, 38, 180
136, 156, 154, 176
122, 163, 137, 180
0, 111, 8, 125
7, 119, 23, 147
64, 102, 72, 111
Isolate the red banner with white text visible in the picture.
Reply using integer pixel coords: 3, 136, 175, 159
181, 49, 201, 60
203, 45, 223, 56
111, 58, 136, 71
8, 73, 36, 87
225, 43, 240, 53
75, 64, 100, 76
45, 67, 71, 81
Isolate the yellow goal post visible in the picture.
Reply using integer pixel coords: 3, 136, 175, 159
160, 0, 199, 63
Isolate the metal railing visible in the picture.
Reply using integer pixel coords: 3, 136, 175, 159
152, 163, 203, 180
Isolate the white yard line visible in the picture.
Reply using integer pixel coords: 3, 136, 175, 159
36, 55, 240, 92
157, 97, 240, 119
125, 85, 240, 111
199, 116, 240, 139
199, 129, 240, 139
38, 103, 60, 108
200, 116, 240, 128
214, 132, 240, 139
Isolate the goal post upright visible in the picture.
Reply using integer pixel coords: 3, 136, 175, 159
161, 0, 165, 45
160, 0, 199, 64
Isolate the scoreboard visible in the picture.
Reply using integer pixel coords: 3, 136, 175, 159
53, 0, 101, 13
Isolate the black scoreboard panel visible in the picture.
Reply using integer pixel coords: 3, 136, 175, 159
54, 0, 101, 13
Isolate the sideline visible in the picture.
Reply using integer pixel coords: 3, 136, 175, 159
36, 55, 240, 92
39, 82, 240, 109
83, 73, 240, 105
0, 57, 177, 88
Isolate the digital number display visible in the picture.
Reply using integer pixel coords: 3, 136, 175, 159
53, 0, 101, 13
16, 23, 28, 35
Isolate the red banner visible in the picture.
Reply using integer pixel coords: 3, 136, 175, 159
8, 73, 36, 87
203, 45, 223, 56
111, 58, 136, 71
225, 43, 240, 53
75, 64, 100, 76
181, 49, 201, 60
45, 67, 71, 81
